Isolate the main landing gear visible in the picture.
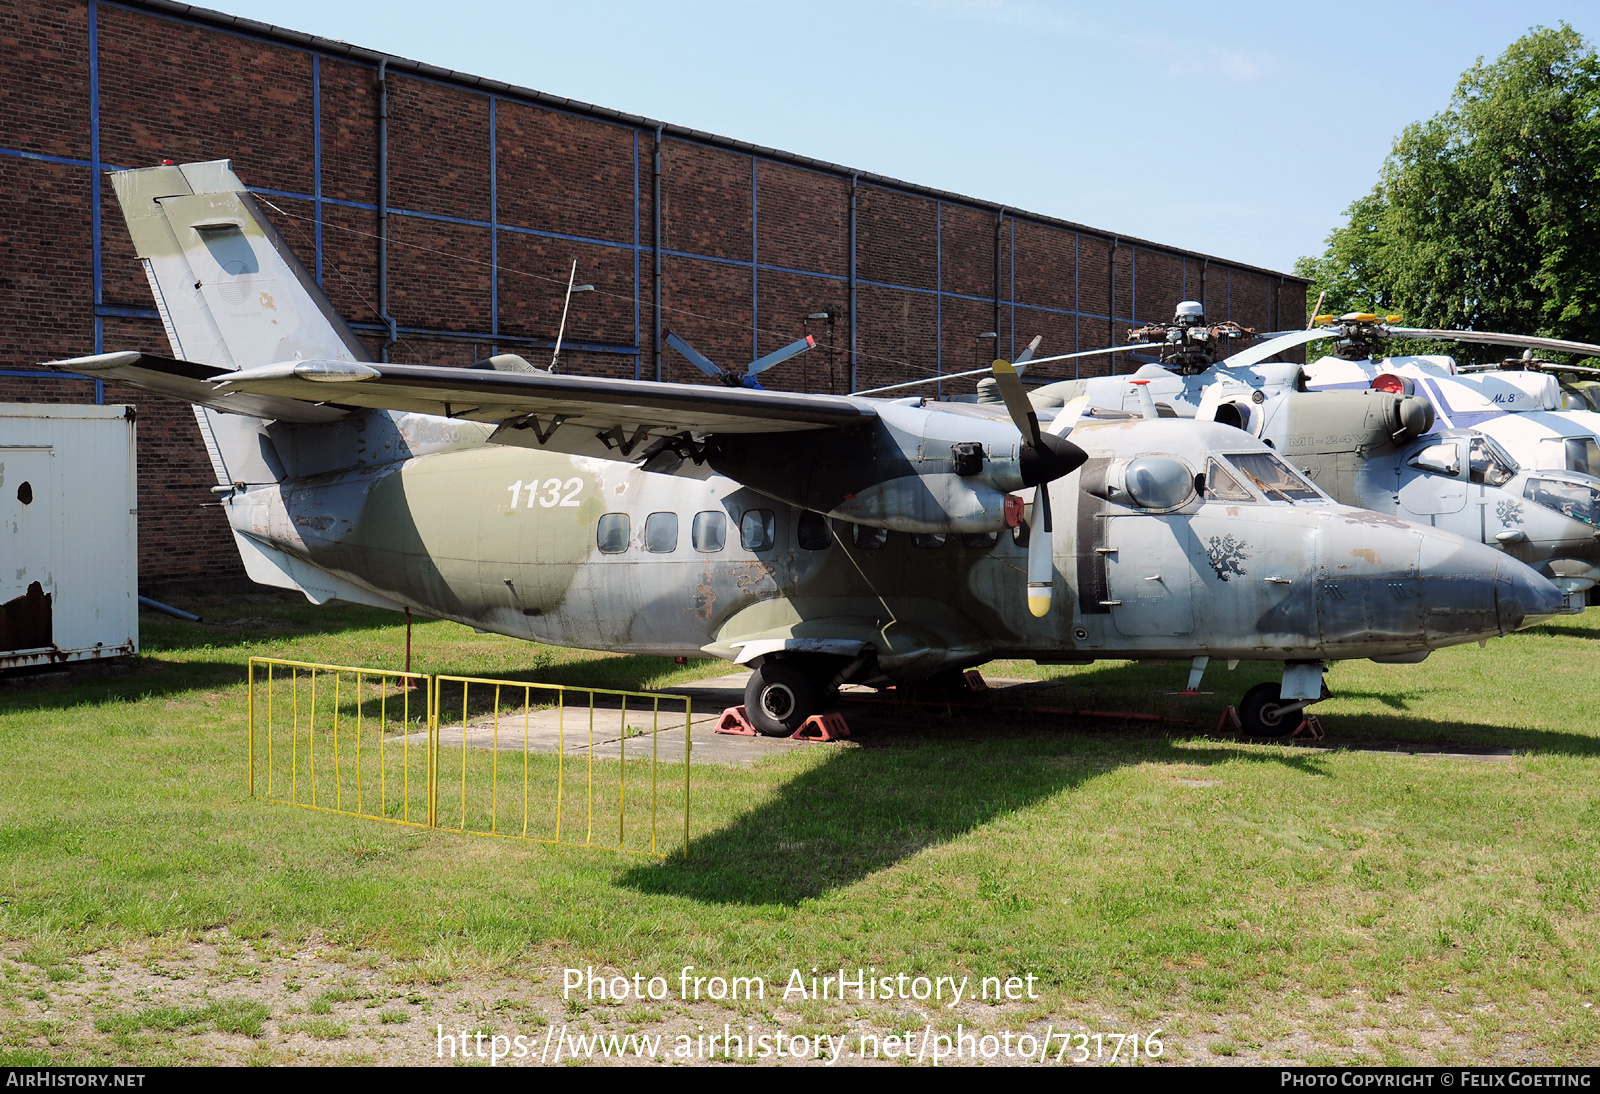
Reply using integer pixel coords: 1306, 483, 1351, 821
742, 652, 870, 737
743, 662, 817, 737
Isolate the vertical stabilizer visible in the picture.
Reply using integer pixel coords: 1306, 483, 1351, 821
109, 159, 369, 369
110, 160, 373, 488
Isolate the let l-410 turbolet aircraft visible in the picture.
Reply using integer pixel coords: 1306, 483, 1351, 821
48, 161, 1565, 737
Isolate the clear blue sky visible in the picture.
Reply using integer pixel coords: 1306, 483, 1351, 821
204, 0, 1599, 275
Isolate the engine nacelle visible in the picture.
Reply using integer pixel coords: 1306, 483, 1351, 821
705, 397, 1083, 533
827, 474, 1010, 533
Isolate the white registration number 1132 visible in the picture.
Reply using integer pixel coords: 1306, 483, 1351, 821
508, 478, 583, 509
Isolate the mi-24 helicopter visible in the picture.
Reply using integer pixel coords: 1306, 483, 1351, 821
45, 160, 1565, 737
1021, 306, 1600, 606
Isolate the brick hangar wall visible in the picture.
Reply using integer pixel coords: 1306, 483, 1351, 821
0, 0, 1308, 587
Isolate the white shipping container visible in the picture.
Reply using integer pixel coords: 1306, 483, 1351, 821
0, 403, 138, 668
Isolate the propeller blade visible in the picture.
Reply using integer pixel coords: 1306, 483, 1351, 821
990, 358, 1044, 447
1220, 327, 1338, 369
1027, 486, 1054, 618
746, 334, 817, 377
664, 331, 726, 380
1385, 327, 1600, 359
1014, 335, 1044, 371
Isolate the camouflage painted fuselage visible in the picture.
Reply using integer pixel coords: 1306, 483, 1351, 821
225, 414, 1558, 679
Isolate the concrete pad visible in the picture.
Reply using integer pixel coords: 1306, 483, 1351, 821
420, 681, 823, 766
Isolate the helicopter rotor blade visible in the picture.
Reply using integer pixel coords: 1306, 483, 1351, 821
1014, 334, 1044, 373
663, 331, 726, 381
1221, 327, 1339, 369
1385, 327, 1600, 359
746, 334, 817, 377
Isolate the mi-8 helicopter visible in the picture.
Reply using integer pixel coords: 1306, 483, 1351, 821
45, 160, 1566, 737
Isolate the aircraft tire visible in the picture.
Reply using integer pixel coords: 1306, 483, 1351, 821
1237, 682, 1300, 738
744, 662, 816, 737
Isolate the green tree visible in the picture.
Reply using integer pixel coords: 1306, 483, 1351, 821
1297, 25, 1600, 353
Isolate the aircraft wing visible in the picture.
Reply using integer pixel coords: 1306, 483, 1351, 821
47, 351, 875, 461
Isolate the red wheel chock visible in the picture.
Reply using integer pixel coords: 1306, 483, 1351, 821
1292, 713, 1326, 740
791, 712, 851, 742
714, 705, 757, 736
963, 669, 988, 692
1215, 706, 1243, 735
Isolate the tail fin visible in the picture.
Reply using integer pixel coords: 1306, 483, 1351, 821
110, 160, 370, 488
110, 160, 369, 369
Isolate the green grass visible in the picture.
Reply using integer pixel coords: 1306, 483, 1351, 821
95, 999, 268, 1037
1, 588, 1599, 1063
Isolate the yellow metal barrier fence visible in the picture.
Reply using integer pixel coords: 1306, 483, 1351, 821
247, 658, 435, 828
429, 675, 691, 857
247, 659, 691, 858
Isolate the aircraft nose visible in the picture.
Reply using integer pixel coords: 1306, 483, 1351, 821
1318, 514, 1562, 651
1496, 556, 1567, 633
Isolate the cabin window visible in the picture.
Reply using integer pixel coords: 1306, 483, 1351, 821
596, 513, 630, 554
643, 512, 679, 553
912, 533, 947, 549
692, 511, 726, 553
1204, 458, 1253, 502
797, 511, 831, 550
739, 509, 775, 551
961, 531, 998, 548
1565, 437, 1600, 476
852, 523, 887, 550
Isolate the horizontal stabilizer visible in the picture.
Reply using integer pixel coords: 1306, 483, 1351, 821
45, 351, 348, 424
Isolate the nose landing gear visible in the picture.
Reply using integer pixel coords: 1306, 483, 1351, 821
1237, 682, 1313, 738
1228, 661, 1330, 738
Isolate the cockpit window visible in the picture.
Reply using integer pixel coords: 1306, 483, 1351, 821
1469, 436, 1517, 486
1204, 458, 1253, 501
1226, 452, 1321, 503
1525, 477, 1600, 526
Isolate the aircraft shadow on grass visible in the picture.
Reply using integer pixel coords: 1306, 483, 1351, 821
1521, 623, 1600, 641
617, 729, 1325, 907
619, 658, 1600, 907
